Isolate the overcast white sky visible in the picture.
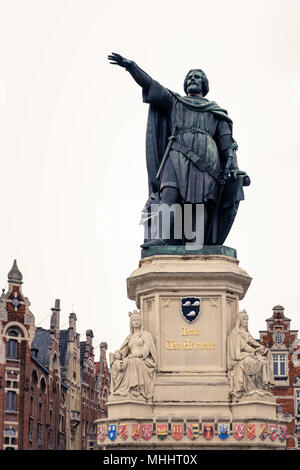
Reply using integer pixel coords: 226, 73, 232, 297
0, 0, 300, 355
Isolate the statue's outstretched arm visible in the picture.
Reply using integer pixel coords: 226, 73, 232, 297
108, 52, 151, 92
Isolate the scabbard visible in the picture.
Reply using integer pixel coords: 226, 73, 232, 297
156, 125, 177, 179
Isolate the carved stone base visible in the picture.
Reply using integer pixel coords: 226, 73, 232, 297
95, 254, 289, 449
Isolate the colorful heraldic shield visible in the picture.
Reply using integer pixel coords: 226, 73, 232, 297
181, 297, 200, 324
259, 424, 268, 440
218, 424, 229, 440
172, 423, 183, 441
203, 424, 214, 440
279, 425, 287, 442
132, 423, 140, 440
119, 423, 128, 440
233, 424, 245, 440
187, 423, 199, 440
246, 424, 256, 440
269, 425, 277, 441
157, 424, 168, 440
108, 424, 117, 441
97, 424, 106, 444
141, 424, 153, 441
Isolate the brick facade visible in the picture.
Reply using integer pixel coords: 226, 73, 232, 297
0, 260, 109, 450
260, 305, 300, 448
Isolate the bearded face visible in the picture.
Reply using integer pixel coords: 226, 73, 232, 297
185, 71, 203, 95
184, 69, 209, 96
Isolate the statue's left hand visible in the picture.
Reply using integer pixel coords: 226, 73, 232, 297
108, 52, 132, 69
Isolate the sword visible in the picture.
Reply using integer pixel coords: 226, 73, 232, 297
156, 124, 177, 179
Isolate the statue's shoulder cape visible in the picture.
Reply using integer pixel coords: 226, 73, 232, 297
144, 89, 232, 195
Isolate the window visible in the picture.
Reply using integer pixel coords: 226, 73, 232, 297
38, 423, 42, 447
4, 428, 17, 448
40, 377, 46, 394
29, 419, 33, 442
296, 390, 300, 416
7, 329, 19, 359
275, 332, 283, 344
8, 329, 18, 337
7, 339, 18, 359
49, 429, 53, 450
273, 354, 286, 377
6, 391, 17, 411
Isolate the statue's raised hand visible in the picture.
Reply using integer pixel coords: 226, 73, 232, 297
108, 52, 132, 69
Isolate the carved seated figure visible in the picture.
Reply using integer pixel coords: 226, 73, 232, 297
110, 310, 157, 401
227, 310, 273, 399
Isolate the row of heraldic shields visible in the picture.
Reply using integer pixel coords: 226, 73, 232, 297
97, 422, 287, 442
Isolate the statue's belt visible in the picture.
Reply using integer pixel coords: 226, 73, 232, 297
170, 140, 221, 182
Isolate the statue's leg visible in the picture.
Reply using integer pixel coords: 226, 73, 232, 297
160, 186, 183, 245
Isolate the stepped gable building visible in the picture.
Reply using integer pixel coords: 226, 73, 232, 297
95, 342, 110, 419
260, 305, 300, 448
59, 312, 82, 449
31, 299, 67, 450
80, 330, 99, 450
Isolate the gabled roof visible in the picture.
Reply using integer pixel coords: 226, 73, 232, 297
32, 328, 51, 367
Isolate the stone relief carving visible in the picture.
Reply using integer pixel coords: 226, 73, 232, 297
110, 310, 157, 401
227, 310, 273, 400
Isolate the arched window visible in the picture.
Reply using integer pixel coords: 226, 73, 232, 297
53, 353, 58, 369
40, 377, 46, 394
31, 370, 38, 385
7, 328, 19, 359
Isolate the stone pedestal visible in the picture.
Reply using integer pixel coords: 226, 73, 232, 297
96, 253, 289, 449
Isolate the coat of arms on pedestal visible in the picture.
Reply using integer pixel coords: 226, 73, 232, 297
132, 423, 140, 440
269, 425, 277, 441
279, 425, 287, 442
233, 424, 244, 440
141, 423, 153, 440
259, 424, 268, 440
97, 424, 106, 443
108, 424, 117, 441
203, 424, 214, 440
218, 424, 229, 440
246, 424, 256, 440
157, 424, 168, 440
187, 423, 199, 440
181, 297, 200, 323
119, 423, 128, 440
172, 423, 183, 440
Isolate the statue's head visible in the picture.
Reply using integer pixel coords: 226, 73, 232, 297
238, 309, 249, 329
114, 350, 121, 360
129, 309, 142, 333
184, 69, 209, 97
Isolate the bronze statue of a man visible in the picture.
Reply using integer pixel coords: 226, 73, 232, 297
108, 53, 250, 246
